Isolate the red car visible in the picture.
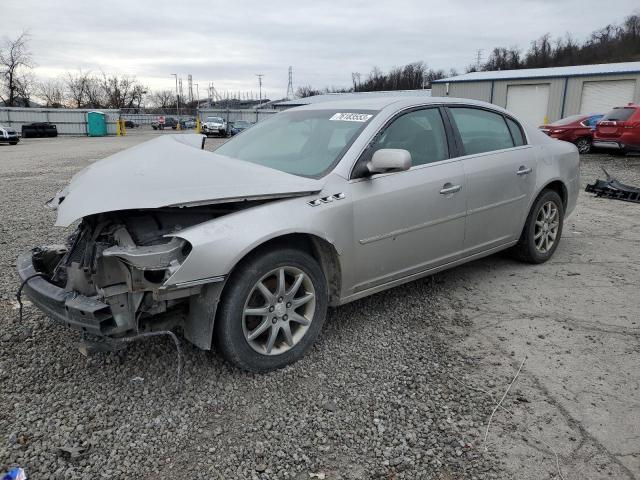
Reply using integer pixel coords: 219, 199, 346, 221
593, 104, 640, 155
539, 114, 603, 154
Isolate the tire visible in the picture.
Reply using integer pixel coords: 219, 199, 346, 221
511, 189, 564, 264
612, 147, 627, 156
574, 137, 591, 154
215, 248, 328, 372
9, 141, 18, 145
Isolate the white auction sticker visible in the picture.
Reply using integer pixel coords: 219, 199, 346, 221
329, 112, 373, 122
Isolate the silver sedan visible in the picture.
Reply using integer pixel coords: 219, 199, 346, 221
18, 97, 579, 372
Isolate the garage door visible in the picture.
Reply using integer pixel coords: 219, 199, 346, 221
506, 84, 550, 127
579, 80, 636, 114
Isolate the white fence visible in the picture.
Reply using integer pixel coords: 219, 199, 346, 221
0, 107, 278, 136
0, 107, 120, 135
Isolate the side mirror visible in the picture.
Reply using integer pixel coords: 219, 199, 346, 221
367, 149, 412, 174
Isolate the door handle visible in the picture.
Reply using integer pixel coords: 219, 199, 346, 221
516, 166, 532, 176
440, 183, 462, 195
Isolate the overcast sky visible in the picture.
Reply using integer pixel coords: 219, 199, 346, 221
2, 0, 638, 99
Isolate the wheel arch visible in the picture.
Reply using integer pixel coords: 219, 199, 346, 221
222, 232, 343, 307
540, 179, 568, 210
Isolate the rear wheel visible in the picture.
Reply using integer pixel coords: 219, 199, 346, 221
215, 248, 327, 372
9, 141, 18, 145
574, 137, 591, 154
511, 189, 564, 264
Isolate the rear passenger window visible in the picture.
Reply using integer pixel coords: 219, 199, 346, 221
505, 117, 525, 146
373, 108, 449, 167
449, 107, 515, 155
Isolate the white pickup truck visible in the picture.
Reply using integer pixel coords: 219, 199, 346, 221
201, 116, 228, 137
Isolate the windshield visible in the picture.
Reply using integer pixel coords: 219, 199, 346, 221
235, 121, 250, 127
602, 108, 635, 121
206, 117, 224, 123
215, 109, 376, 177
549, 115, 584, 126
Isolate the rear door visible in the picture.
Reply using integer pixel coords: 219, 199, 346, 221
349, 107, 467, 293
446, 106, 537, 255
597, 107, 637, 139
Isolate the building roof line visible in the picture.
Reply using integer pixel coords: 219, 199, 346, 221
433, 62, 640, 83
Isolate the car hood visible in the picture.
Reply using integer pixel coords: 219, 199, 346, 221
52, 134, 324, 227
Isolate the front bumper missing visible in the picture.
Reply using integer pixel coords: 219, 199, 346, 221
17, 253, 115, 335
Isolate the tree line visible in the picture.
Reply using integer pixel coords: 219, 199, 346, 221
473, 12, 640, 72
0, 32, 167, 109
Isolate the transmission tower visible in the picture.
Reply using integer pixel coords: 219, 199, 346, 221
256, 74, 264, 107
475, 49, 484, 69
286, 66, 294, 99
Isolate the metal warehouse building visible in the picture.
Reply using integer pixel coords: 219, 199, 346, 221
431, 62, 640, 126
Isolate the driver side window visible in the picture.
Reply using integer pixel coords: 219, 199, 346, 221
372, 108, 449, 167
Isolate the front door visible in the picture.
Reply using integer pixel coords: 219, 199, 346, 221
348, 107, 467, 294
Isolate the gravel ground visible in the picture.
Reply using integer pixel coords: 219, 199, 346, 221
0, 134, 638, 479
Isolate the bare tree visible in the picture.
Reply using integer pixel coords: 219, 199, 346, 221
149, 89, 176, 109
99, 73, 147, 109
64, 70, 91, 108
36, 78, 65, 107
0, 32, 34, 106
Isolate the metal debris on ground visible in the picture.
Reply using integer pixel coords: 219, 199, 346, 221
585, 168, 640, 203
57, 445, 91, 460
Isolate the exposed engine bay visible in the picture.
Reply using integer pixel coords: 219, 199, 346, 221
27, 202, 264, 343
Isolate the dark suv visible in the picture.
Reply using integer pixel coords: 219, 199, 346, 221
593, 104, 640, 155
151, 117, 179, 130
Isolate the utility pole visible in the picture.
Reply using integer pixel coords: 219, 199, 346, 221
256, 74, 264, 108
286, 66, 294, 100
171, 73, 180, 116
475, 49, 484, 70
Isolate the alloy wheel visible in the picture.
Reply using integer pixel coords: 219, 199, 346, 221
534, 201, 559, 253
576, 138, 590, 154
242, 266, 316, 356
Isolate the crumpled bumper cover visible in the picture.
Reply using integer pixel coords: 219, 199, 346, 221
17, 253, 114, 336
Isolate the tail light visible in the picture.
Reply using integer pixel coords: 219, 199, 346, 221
623, 121, 640, 129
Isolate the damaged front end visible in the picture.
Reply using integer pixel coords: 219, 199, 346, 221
17, 208, 229, 346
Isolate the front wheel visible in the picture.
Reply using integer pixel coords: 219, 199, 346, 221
511, 189, 564, 264
215, 248, 328, 372
574, 137, 591, 154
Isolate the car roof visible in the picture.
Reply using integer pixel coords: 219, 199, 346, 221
293, 96, 510, 113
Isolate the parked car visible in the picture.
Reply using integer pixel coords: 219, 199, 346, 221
152, 117, 178, 130
124, 120, 137, 128
181, 118, 196, 129
230, 120, 252, 136
593, 103, 640, 155
0, 124, 19, 145
539, 113, 602, 154
18, 98, 578, 373
201, 116, 228, 136
22, 122, 58, 138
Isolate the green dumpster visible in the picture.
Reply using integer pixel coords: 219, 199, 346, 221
87, 111, 107, 137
